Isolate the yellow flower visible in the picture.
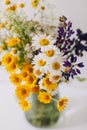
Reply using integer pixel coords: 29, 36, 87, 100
41, 6, 45, 11
42, 75, 58, 91
0, 22, 8, 29
2, 53, 14, 66
6, 4, 17, 12
0, 61, 2, 65
0, 45, 6, 52
10, 74, 22, 86
19, 3, 25, 8
57, 97, 68, 112
12, 48, 17, 54
8, 38, 20, 47
26, 74, 37, 86
19, 100, 31, 111
31, 84, 40, 94
20, 70, 29, 80
15, 85, 30, 100
6, 62, 17, 72
31, 0, 40, 9
38, 92, 52, 104
4, 0, 11, 5
22, 64, 33, 74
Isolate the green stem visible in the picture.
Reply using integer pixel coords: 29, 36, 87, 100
52, 98, 58, 102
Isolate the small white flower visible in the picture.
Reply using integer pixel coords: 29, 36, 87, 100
32, 53, 49, 73
49, 72, 62, 83
34, 69, 44, 79
47, 54, 64, 74
42, 45, 61, 59
32, 34, 56, 51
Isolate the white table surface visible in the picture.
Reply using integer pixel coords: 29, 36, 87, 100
0, 0, 87, 130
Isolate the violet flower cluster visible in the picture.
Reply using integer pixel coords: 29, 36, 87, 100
55, 16, 87, 80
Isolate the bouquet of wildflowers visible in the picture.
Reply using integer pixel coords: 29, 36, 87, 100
0, 0, 87, 112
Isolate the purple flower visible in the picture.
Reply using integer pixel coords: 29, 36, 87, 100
76, 68, 81, 74
67, 30, 74, 38
78, 62, 84, 67
67, 21, 72, 30
71, 55, 77, 63
63, 61, 71, 67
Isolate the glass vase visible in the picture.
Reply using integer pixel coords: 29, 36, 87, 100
25, 93, 60, 128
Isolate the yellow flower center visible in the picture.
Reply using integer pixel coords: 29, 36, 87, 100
10, 63, 16, 69
45, 78, 51, 85
41, 6, 45, 11
35, 70, 41, 75
38, 59, 46, 66
32, 85, 39, 94
22, 72, 28, 78
31, 0, 40, 8
27, 76, 34, 84
39, 38, 49, 46
64, 67, 70, 72
21, 89, 27, 95
4, 0, 11, 5
5, 57, 12, 63
59, 100, 64, 106
52, 62, 60, 70
13, 77, 20, 82
28, 68, 33, 73
45, 50, 54, 57
53, 75, 60, 80
19, 3, 25, 8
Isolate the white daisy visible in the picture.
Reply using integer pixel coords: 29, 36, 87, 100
32, 53, 49, 73
47, 53, 65, 73
34, 69, 44, 79
32, 34, 56, 51
43, 45, 61, 59
49, 73, 62, 83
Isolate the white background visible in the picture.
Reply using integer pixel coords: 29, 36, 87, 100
0, 0, 87, 130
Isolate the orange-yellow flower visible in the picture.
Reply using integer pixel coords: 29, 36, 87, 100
20, 70, 29, 80
4, 0, 11, 5
6, 62, 17, 72
6, 4, 17, 12
8, 38, 20, 47
57, 97, 68, 112
42, 75, 58, 91
38, 92, 52, 104
31, 0, 40, 9
22, 64, 33, 74
26, 74, 37, 86
2, 53, 15, 66
31, 84, 40, 94
0, 22, 8, 29
10, 74, 22, 86
19, 3, 25, 8
15, 85, 30, 100
19, 100, 31, 111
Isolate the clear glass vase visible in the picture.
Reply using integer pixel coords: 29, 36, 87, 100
25, 93, 60, 128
